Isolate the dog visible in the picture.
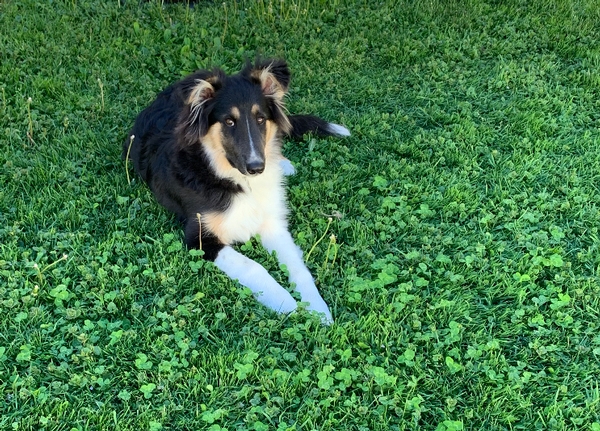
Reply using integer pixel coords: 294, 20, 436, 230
124, 58, 349, 323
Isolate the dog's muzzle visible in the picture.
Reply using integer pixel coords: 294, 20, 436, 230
246, 160, 265, 175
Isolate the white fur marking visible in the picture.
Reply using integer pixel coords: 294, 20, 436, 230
214, 246, 297, 314
204, 160, 288, 245
245, 117, 260, 163
327, 123, 351, 137
279, 159, 296, 176
260, 229, 333, 324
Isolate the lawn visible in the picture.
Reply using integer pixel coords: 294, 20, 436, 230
1, 0, 600, 429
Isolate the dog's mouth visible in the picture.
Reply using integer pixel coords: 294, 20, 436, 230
226, 156, 243, 173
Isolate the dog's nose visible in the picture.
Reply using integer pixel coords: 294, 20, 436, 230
246, 161, 265, 175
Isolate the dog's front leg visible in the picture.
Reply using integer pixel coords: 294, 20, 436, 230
260, 228, 333, 324
214, 246, 298, 315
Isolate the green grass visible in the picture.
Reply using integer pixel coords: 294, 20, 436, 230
2, 0, 600, 429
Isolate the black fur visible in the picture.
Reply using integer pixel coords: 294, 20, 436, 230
286, 115, 342, 140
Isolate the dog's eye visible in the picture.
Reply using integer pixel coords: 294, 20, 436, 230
225, 118, 235, 127
256, 116, 265, 125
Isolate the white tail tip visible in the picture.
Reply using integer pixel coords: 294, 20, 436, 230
327, 123, 351, 137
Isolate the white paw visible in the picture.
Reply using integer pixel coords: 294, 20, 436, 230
298, 290, 333, 325
279, 158, 296, 176
269, 293, 298, 315
303, 300, 333, 325
214, 246, 298, 315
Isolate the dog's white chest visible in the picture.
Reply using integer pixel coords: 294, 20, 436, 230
203, 166, 288, 245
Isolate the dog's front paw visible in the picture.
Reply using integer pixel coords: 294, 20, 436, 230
273, 294, 299, 315
304, 299, 333, 325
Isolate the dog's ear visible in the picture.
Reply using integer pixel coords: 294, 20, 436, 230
250, 59, 290, 99
179, 74, 221, 141
248, 59, 292, 133
186, 78, 217, 136
188, 79, 216, 111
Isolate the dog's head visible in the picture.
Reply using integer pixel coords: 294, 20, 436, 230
178, 59, 292, 176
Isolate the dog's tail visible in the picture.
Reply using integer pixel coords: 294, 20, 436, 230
286, 115, 350, 140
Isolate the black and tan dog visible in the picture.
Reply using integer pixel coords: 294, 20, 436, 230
124, 59, 349, 323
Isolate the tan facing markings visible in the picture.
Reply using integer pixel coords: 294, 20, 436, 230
201, 123, 232, 177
